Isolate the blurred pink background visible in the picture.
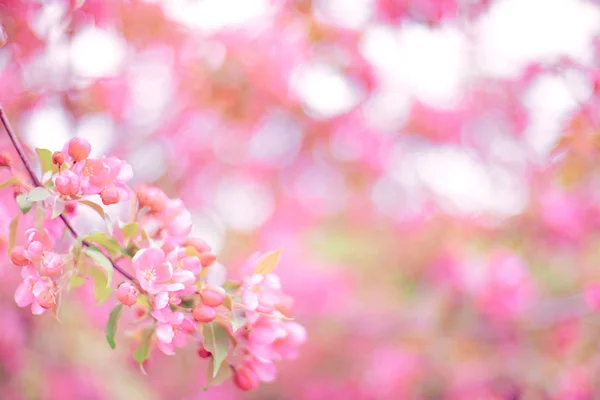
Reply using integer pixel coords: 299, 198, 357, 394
3, 0, 600, 398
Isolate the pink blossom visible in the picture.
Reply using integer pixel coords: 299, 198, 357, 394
131, 247, 183, 294
14, 266, 54, 315
152, 308, 196, 355
39, 251, 63, 277
54, 170, 81, 197
67, 137, 91, 162
71, 156, 132, 201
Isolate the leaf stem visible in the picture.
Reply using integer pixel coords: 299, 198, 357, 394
0, 107, 138, 285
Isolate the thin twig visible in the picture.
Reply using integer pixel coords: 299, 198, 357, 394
0, 107, 138, 284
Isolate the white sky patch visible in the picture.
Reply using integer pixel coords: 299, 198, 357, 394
360, 23, 468, 108
162, 0, 272, 33
293, 62, 363, 118
70, 27, 126, 78
523, 73, 585, 159
214, 178, 274, 232
314, 0, 374, 30
476, 0, 600, 78
22, 106, 71, 151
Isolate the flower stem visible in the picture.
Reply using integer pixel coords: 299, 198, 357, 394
0, 107, 138, 285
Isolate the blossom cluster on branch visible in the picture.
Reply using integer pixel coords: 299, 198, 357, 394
2, 132, 305, 391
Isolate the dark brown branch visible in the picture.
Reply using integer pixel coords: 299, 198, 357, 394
0, 107, 138, 284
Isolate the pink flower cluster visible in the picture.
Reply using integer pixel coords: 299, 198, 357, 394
1, 135, 303, 393
11, 228, 62, 314
230, 268, 306, 391
53, 138, 133, 205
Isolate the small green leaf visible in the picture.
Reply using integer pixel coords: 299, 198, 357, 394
254, 249, 282, 275
84, 232, 122, 255
35, 148, 57, 175
16, 194, 32, 214
79, 200, 105, 219
16, 188, 50, 215
51, 196, 65, 219
121, 222, 139, 239
89, 266, 112, 304
0, 176, 19, 189
83, 247, 114, 288
134, 328, 153, 365
68, 275, 86, 290
231, 311, 247, 333
27, 187, 51, 201
221, 281, 241, 295
106, 304, 123, 349
205, 358, 232, 389
7, 215, 19, 255
203, 322, 230, 378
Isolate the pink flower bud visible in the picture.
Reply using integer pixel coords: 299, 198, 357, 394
67, 137, 91, 162
55, 171, 80, 196
37, 290, 55, 309
192, 304, 216, 323
0, 152, 12, 168
233, 365, 259, 391
197, 346, 212, 358
136, 185, 168, 213
117, 282, 138, 306
40, 252, 63, 277
10, 246, 29, 266
100, 187, 120, 205
183, 237, 212, 253
200, 286, 227, 307
65, 202, 77, 214
52, 151, 65, 166
25, 241, 44, 261
200, 252, 217, 268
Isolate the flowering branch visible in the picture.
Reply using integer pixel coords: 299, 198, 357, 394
0, 107, 137, 283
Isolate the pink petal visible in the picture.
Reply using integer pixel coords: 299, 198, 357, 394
155, 323, 174, 344
154, 292, 169, 310
14, 283, 34, 307
154, 262, 173, 283
31, 301, 46, 315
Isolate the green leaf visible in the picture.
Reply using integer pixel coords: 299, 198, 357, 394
205, 359, 232, 389
0, 176, 19, 189
203, 322, 230, 378
84, 232, 122, 255
134, 328, 153, 365
231, 311, 247, 333
254, 249, 282, 275
27, 187, 51, 201
35, 148, 57, 175
16, 188, 50, 214
83, 247, 114, 288
221, 281, 241, 295
121, 222, 139, 239
7, 215, 18, 255
16, 194, 32, 214
89, 266, 112, 304
106, 304, 123, 349
79, 200, 105, 219
68, 275, 86, 290
51, 196, 65, 219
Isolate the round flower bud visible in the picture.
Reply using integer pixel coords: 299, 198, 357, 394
55, 171, 80, 196
192, 304, 216, 323
67, 137, 91, 162
200, 286, 227, 307
200, 252, 217, 268
197, 346, 212, 358
233, 365, 259, 391
0, 152, 12, 168
117, 282, 138, 307
101, 187, 120, 205
184, 237, 212, 254
10, 246, 29, 266
37, 290, 55, 309
52, 151, 65, 166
